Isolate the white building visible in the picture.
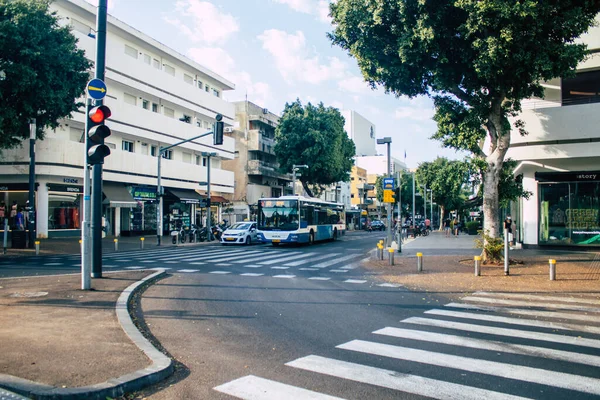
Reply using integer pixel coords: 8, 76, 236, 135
506, 17, 600, 248
341, 110, 377, 156
0, 0, 235, 238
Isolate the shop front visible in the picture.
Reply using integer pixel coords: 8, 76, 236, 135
164, 188, 205, 234
47, 183, 82, 237
0, 183, 36, 231
116, 185, 157, 237
536, 171, 600, 247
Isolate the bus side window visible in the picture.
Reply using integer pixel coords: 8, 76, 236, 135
305, 206, 315, 225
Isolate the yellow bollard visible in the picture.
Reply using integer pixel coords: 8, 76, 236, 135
140, 237, 145, 249
416, 252, 423, 272
549, 259, 556, 281
35, 240, 40, 255
79, 239, 82, 253
114, 238, 119, 252
474, 256, 482, 276
388, 247, 395, 265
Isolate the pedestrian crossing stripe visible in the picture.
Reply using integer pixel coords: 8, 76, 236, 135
214, 375, 345, 399
177, 269, 199, 273
240, 273, 264, 277
308, 277, 330, 280
284, 253, 340, 267
462, 296, 600, 313
273, 275, 295, 278
474, 291, 600, 306
209, 271, 231, 274
344, 279, 366, 284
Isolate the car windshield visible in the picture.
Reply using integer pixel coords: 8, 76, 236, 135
258, 199, 299, 231
229, 223, 252, 231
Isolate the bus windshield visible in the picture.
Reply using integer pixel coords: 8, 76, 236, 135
258, 199, 299, 231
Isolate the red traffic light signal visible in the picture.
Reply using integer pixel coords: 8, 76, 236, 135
87, 105, 112, 165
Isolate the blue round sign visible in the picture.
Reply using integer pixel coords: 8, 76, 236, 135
87, 78, 107, 100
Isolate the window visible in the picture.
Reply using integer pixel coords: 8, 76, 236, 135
142, 99, 149, 110
70, 18, 92, 35
212, 88, 220, 97
164, 64, 175, 76
152, 103, 159, 113
124, 44, 138, 59
106, 142, 116, 150
124, 93, 137, 106
203, 121, 210, 129
150, 146, 157, 157
152, 58, 161, 70
184, 74, 193, 85
143, 54, 151, 65
202, 157, 207, 167
162, 150, 172, 160
195, 155, 201, 165
141, 143, 149, 155
182, 152, 192, 163
197, 80, 203, 89
205, 84, 209, 92
122, 140, 134, 152
164, 107, 175, 118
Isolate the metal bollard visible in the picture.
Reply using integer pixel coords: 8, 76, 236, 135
474, 256, 481, 276
416, 252, 423, 272
140, 237, 145, 249
388, 248, 394, 266
380, 245, 384, 260
35, 241, 40, 256
549, 259, 556, 281
114, 238, 119, 252
79, 239, 82, 253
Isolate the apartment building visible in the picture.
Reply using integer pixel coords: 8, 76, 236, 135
506, 17, 600, 248
0, 0, 235, 238
221, 101, 292, 223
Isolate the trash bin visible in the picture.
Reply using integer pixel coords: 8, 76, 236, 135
11, 230, 27, 249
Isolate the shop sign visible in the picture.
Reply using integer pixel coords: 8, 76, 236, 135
536, 171, 600, 182
132, 186, 157, 201
47, 184, 82, 193
63, 178, 79, 184
0, 183, 31, 191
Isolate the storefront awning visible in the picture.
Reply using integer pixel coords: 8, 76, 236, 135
210, 195, 230, 204
167, 188, 205, 204
103, 184, 137, 208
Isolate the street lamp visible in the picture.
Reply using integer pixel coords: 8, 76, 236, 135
28, 119, 36, 249
201, 151, 217, 242
376, 137, 392, 247
292, 164, 308, 196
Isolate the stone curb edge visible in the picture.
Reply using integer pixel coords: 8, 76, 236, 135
0, 269, 173, 400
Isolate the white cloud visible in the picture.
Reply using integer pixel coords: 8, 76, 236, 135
272, 0, 333, 23
166, 0, 239, 45
337, 75, 374, 94
258, 29, 347, 85
393, 97, 435, 122
187, 47, 272, 109
330, 100, 344, 110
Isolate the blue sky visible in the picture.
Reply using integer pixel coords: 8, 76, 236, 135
88, 0, 462, 168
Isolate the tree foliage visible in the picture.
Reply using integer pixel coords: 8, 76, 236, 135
329, 0, 600, 254
0, 0, 92, 150
274, 100, 356, 197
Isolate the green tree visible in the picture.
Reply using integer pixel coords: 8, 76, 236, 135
274, 99, 356, 197
0, 0, 92, 150
416, 158, 469, 229
329, 0, 600, 258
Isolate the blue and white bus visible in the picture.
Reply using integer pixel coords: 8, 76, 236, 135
256, 196, 345, 245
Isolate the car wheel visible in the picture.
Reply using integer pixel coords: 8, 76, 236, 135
246, 236, 251, 245
332, 229, 337, 241
309, 231, 315, 245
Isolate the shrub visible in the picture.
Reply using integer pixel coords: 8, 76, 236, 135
474, 230, 504, 263
466, 221, 479, 234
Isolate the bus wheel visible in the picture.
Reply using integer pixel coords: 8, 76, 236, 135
333, 229, 338, 241
309, 231, 315, 245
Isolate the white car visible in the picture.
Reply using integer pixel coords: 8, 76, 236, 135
220, 222, 259, 245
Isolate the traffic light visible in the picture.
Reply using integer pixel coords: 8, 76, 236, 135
383, 189, 395, 203
87, 104, 112, 165
214, 113, 224, 145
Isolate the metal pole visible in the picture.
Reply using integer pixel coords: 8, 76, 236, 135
82, 100, 92, 290
412, 173, 415, 233
28, 119, 36, 249
3, 218, 7, 254
430, 190, 433, 229
474, 256, 481, 276
396, 171, 402, 253
504, 228, 510, 276
156, 153, 162, 245
417, 252, 423, 272
292, 165, 296, 196
92, 0, 108, 278
206, 155, 212, 242
423, 184, 427, 223
549, 259, 556, 280
386, 142, 392, 247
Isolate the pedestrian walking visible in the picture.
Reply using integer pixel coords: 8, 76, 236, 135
444, 217, 450, 237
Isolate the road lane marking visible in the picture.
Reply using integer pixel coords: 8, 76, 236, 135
259, 252, 316, 265
308, 277, 330, 281
344, 279, 366, 284
474, 291, 600, 306
284, 253, 340, 267
177, 269, 199, 273
273, 275, 295, 279
462, 296, 600, 313
329, 270, 348, 273
231, 252, 298, 264
337, 340, 600, 396
209, 271, 231, 274
240, 273, 264, 277
311, 254, 358, 269
214, 375, 345, 399
287, 355, 529, 400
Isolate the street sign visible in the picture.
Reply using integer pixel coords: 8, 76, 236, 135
383, 189, 395, 203
383, 177, 394, 190
87, 78, 107, 100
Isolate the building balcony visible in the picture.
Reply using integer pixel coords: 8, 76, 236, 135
247, 130, 276, 155
247, 160, 290, 180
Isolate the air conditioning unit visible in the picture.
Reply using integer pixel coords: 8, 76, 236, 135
224, 127, 234, 133
262, 108, 268, 114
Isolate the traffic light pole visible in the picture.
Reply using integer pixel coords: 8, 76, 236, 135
385, 142, 392, 248
156, 131, 214, 245
82, 100, 92, 290
91, 0, 108, 278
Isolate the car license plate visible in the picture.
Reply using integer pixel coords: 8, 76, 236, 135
272, 239, 280, 243
226, 238, 235, 241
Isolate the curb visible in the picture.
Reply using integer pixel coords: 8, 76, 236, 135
0, 269, 173, 400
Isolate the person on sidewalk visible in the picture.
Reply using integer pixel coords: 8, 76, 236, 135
454, 219, 460, 236
444, 217, 451, 237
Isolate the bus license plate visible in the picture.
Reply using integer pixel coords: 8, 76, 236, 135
272, 239, 281, 243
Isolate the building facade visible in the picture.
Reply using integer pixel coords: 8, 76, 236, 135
341, 110, 377, 157
507, 17, 600, 248
221, 101, 292, 223
0, 0, 235, 238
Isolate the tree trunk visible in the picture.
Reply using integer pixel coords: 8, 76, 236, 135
438, 205, 445, 231
301, 180, 314, 197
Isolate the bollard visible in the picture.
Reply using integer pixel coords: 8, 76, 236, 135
549, 259, 556, 281
79, 239, 82, 253
416, 252, 423, 272
114, 238, 119, 252
388, 248, 394, 266
376, 244, 381, 260
140, 237, 145, 249
380, 245, 384, 260
35, 241, 40, 256
474, 256, 481, 276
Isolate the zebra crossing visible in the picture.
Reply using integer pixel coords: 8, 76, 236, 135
214, 291, 600, 399
94, 245, 382, 284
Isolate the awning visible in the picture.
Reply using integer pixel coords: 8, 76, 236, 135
103, 183, 137, 208
209, 195, 230, 204
167, 188, 205, 204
